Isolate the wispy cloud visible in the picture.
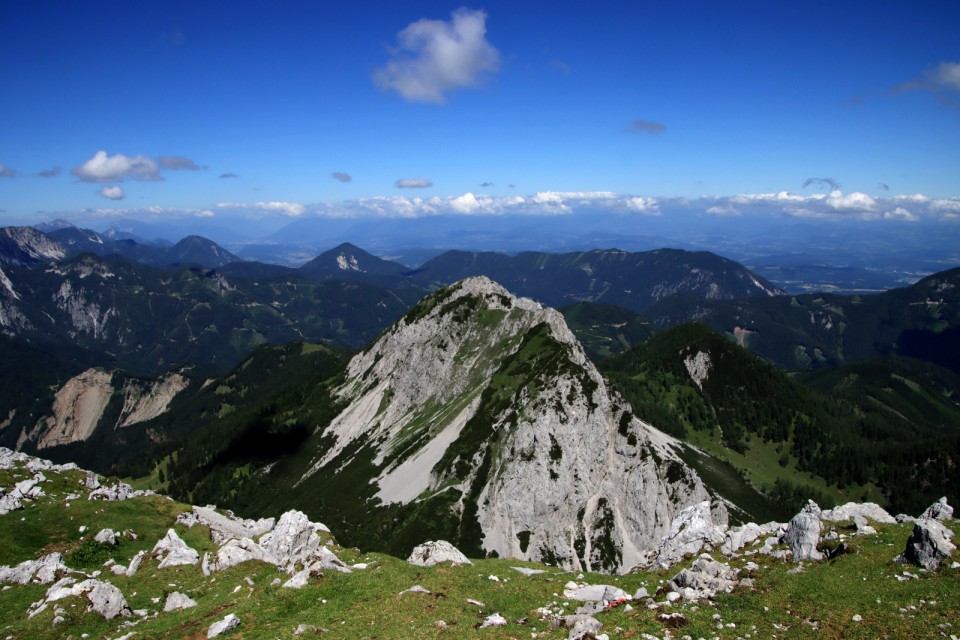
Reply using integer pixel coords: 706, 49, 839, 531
98, 185, 125, 200
890, 61, 960, 109
0, 163, 15, 177
219, 173, 239, 179
480, 181, 494, 187
72, 151, 161, 182
374, 8, 500, 104
802, 177, 841, 191
332, 172, 352, 183
216, 201, 305, 216
395, 177, 433, 189
158, 155, 205, 171
878, 182, 889, 192
627, 120, 667, 135
37, 166, 62, 178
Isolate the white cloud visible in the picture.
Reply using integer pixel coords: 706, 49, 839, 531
825, 190, 876, 211
98, 185, 125, 200
216, 201, 305, 216
624, 196, 660, 214
883, 207, 918, 222
706, 204, 741, 216
72, 150, 160, 182
395, 177, 433, 189
374, 8, 500, 104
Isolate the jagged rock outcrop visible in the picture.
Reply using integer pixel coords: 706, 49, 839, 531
669, 555, 740, 601
821, 502, 897, 524
636, 500, 728, 569
782, 500, 824, 561
920, 497, 954, 522
178, 505, 275, 545
153, 529, 200, 568
0, 552, 70, 585
296, 277, 715, 573
407, 540, 472, 567
28, 577, 130, 620
895, 519, 956, 570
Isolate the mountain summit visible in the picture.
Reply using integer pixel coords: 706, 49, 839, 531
289, 276, 716, 572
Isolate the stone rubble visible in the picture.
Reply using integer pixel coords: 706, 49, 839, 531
669, 554, 740, 601
0, 552, 70, 585
921, 497, 954, 522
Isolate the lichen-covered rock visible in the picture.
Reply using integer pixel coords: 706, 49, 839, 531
407, 540, 472, 567
783, 500, 824, 561
153, 529, 200, 568
895, 518, 956, 570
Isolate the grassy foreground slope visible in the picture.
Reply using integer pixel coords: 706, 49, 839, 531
2, 451, 958, 639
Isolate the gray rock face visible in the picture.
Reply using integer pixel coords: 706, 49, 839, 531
163, 591, 198, 612
258, 510, 348, 574
641, 500, 728, 568
203, 537, 276, 575
207, 613, 240, 638
920, 497, 954, 522
179, 505, 276, 545
407, 540, 472, 567
29, 578, 130, 620
0, 552, 69, 585
783, 500, 824, 561
562, 581, 630, 603
298, 277, 715, 573
895, 518, 956, 570
821, 502, 896, 524
153, 529, 200, 568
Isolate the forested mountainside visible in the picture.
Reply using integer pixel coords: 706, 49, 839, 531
600, 323, 960, 517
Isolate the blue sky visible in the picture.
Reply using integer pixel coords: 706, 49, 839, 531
1, 1, 959, 233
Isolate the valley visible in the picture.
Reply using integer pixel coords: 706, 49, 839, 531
0, 222, 957, 638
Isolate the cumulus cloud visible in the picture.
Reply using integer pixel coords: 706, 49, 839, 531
158, 155, 205, 170
0, 163, 15, 177
219, 172, 239, 179
628, 120, 667, 135
802, 177, 841, 191
884, 207, 919, 222
706, 203, 741, 216
395, 177, 433, 189
374, 7, 500, 103
98, 185, 125, 200
216, 201, 305, 216
72, 151, 160, 182
332, 172, 352, 183
37, 166, 62, 178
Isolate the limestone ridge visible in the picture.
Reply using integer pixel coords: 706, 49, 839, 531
299, 276, 716, 573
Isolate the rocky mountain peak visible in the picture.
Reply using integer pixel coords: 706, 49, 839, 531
296, 276, 714, 573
